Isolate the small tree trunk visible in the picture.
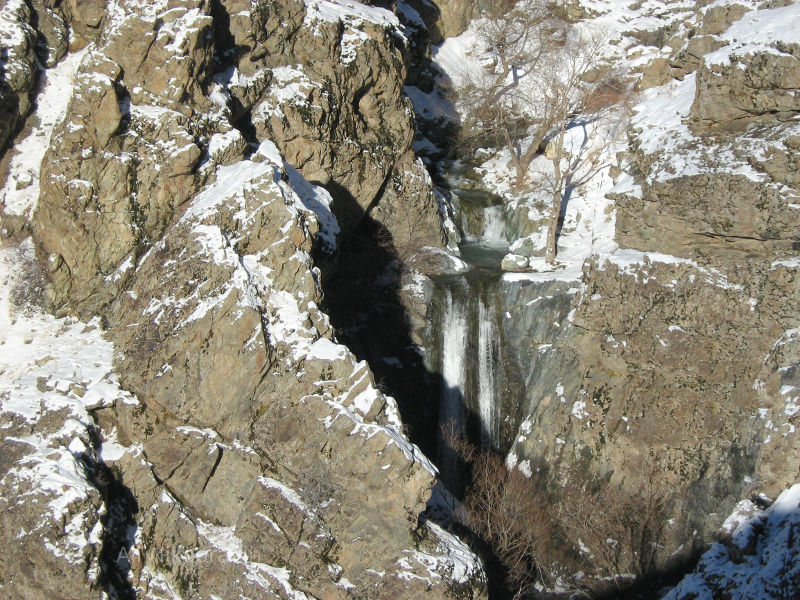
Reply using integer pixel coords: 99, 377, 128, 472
545, 119, 567, 265
503, 128, 528, 190
514, 152, 534, 190
545, 189, 560, 264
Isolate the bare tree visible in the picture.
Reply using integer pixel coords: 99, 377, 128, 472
541, 82, 631, 263
455, 3, 603, 183
455, 0, 552, 181
452, 1, 633, 263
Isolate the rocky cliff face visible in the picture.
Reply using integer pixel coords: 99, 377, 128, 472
503, 0, 800, 579
0, 1, 484, 598
426, 0, 800, 588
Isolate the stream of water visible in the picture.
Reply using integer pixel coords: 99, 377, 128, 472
428, 186, 512, 492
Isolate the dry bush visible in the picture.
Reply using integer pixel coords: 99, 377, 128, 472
442, 421, 674, 598
298, 458, 339, 511
443, 423, 554, 598
556, 461, 673, 596
9, 244, 47, 316
581, 76, 631, 114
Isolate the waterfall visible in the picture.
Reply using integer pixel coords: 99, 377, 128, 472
482, 205, 506, 246
429, 186, 514, 491
437, 286, 468, 491
478, 295, 496, 446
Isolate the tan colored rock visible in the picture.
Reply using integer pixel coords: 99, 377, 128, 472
0, 413, 103, 600
405, 0, 476, 44
247, 2, 415, 231
32, 2, 220, 317
102, 1, 214, 109
30, 0, 69, 67
691, 49, 800, 130
100, 150, 483, 597
61, 0, 107, 47
615, 172, 800, 261
0, 0, 39, 154
699, 2, 749, 35
24, 1, 483, 596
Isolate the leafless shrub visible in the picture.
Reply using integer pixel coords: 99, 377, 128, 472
298, 458, 339, 511
443, 423, 554, 598
581, 75, 632, 114
443, 421, 674, 597
556, 460, 673, 596
9, 244, 47, 316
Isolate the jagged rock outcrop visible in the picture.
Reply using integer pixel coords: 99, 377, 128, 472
212, 0, 444, 249
4, 0, 485, 598
32, 0, 219, 315
0, 0, 39, 154
503, 0, 800, 578
0, 242, 138, 600
32, 0, 446, 317
692, 48, 800, 129
29, 0, 69, 67
99, 139, 481, 598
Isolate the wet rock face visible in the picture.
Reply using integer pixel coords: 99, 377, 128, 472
513, 255, 800, 563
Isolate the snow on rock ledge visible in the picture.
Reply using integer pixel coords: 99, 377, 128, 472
665, 484, 800, 600
0, 241, 139, 598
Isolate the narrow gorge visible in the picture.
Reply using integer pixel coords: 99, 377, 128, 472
1, 1, 800, 600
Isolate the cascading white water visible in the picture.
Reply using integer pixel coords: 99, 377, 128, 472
477, 296, 496, 446
437, 287, 468, 488
482, 205, 506, 246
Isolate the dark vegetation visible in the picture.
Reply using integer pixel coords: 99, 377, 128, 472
442, 423, 686, 599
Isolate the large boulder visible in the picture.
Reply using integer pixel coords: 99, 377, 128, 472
691, 4, 800, 130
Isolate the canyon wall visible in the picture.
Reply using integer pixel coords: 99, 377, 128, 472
1, 1, 484, 598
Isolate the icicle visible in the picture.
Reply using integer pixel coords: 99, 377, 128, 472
478, 295, 496, 446
437, 286, 468, 490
